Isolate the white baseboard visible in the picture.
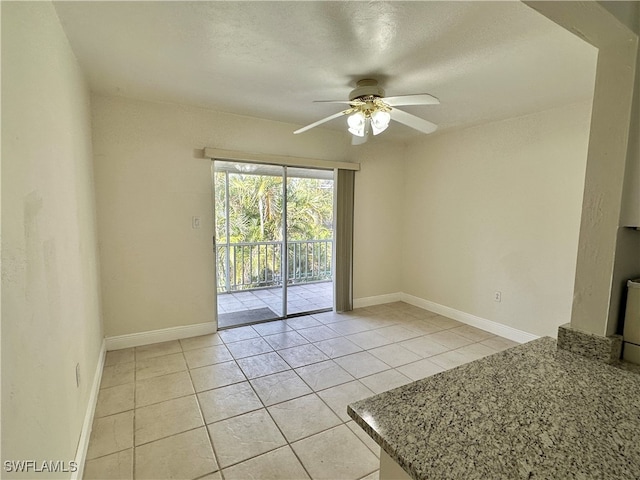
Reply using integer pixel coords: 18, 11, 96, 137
72, 339, 106, 480
353, 292, 402, 309
400, 293, 539, 344
105, 322, 217, 351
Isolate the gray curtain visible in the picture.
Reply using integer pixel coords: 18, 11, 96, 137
334, 169, 355, 312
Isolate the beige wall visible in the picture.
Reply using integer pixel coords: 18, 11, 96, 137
401, 102, 593, 337
91, 95, 353, 337
92, 96, 598, 340
1, 2, 103, 476
525, 2, 638, 338
352, 141, 405, 300
603, 1, 640, 336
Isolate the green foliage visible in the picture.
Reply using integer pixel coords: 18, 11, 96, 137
214, 170, 334, 292
215, 172, 333, 243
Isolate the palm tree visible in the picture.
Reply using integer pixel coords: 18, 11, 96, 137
215, 171, 333, 291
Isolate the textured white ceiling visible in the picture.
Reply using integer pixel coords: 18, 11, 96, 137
54, 1, 597, 138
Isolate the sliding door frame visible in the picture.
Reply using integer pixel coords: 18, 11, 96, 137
207, 148, 359, 322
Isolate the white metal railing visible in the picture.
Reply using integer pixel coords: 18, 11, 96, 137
215, 239, 333, 293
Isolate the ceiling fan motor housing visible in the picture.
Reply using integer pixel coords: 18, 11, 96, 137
349, 79, 385, 101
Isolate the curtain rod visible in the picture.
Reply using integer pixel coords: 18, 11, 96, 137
203, 148, 360, 171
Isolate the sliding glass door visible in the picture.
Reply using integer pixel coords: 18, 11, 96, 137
285, 167, 334, 315
213, 161, 334, 328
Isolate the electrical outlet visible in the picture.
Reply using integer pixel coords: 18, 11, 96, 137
75, 363, 81, 388
192, 216, 201, 229
494, 291, 502, 303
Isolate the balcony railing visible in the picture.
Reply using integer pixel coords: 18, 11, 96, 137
215, 239, 333, 293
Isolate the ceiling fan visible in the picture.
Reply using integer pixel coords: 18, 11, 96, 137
293, 79, 439, 145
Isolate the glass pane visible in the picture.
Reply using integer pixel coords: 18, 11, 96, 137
214, 161, 284, 326
286, 167, 334, 315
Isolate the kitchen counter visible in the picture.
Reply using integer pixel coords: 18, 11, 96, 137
348, 337, 640, 480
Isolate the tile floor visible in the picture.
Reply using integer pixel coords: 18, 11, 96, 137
85, 301, 520, 480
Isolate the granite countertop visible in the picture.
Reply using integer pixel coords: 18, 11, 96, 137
348, 337, 640, 480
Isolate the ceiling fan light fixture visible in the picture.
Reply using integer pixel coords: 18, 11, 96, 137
293, 79, 439, 143
347, 111, 366, 137
371, 110, 391, 135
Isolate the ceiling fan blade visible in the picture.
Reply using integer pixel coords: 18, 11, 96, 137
293, 110, 348, 134
384, 94, 440, 107
313, 100, 354, 105
390, 108, 438, 134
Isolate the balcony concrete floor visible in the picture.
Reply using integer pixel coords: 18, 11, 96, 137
217, 282, 333, 328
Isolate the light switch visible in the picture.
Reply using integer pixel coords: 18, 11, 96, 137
192, 216, 201, 229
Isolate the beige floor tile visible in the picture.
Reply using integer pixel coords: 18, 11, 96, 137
402, 319, 445, 335
252, 320, 292, 336
101, 362, 135, 389
430, 342, 497, 369
199, 473, 223, 480
190, 361, 246, 392
94, 383, 134, 418
135, 340, 182, 361
427, 330, 476, 350
427, 315, 464, 330
225, 337, 273, 359
403, 307, 439, 320
219, 325, 259, 343
180, 333, 223, 351
285, 315, 322, 330
327, 319, 372, 336
396, 358, 445, 381
481, 335, 520, 351
458, 342, 498, 357
135, 427, 217, 479
291, 424, 378, 480
346, 330, 394, 350
313, 337, 362, 358
135, 395, 203, 445
428, 350, 474, 370
268, 394, 341, 442
236, 352, 290, 379
263, 331, 309, 350
346, 421, 380, 458
359, 369, 412, 394
277, 343, 329, 368
208, 409, 286, 468
360, 470, 380, 480
250, 370, 312, 406
135, 371, 194, 407
400, 336, 450, 358
86, 411, 133, 460
368, 343, 422, 368
83, 448, 133, 480
311, 311, 350, 325
334, 351, 390, 379
297, 325, 341, 343
295, 360, 354, 391
222, 446, 310, 480
355, 316, 390, 329
374, 324, 422, 343
361, 316, 398, 329
105, 348, 135, 367
317, 381, 375, 422
450, 325, 496, 342
136, 353, 187, 381
198, 381, 263, 424
183, 344, 233, 368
